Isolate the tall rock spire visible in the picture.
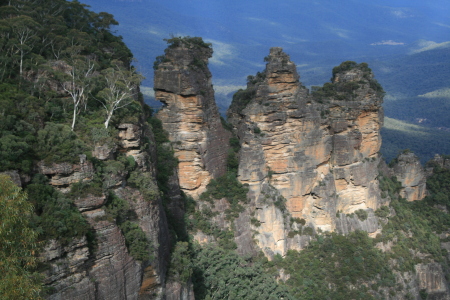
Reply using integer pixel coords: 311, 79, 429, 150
227, 48, 386, 257
154, 37, 231, 197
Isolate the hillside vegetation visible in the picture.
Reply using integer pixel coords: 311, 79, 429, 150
2, 1, 450, 299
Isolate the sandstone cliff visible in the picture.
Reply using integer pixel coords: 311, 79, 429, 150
391, 151, 427, 201
38, 117, 176, 299
227, 48, 386, 256
154, 37, 231, 198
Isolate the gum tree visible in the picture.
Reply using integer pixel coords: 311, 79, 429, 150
0, 174, 42, 299
96, 60, 143, 128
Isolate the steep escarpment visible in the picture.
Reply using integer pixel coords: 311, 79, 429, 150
38, 118, 172, 300
154, 37, 231, 198
227, 48, 385, 256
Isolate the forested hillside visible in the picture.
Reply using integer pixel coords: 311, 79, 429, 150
0, 0, 149, 298
2, 1, 450, 300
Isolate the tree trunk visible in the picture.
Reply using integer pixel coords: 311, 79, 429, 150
71, 105, 77, 131
104, 110, 113, 129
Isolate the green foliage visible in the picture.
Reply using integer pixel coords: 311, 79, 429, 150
273, 194, 287, 213
313, 61, 383, 102
424, 163, 450, 208
26, 175, 90, 245
291, 217, 306, 226
119, 221, 153, 262
277, 231, 394, 299
226, 135, 241, 173
228, 71, 265, 113
164, 36, 212, 50
246, 71, 266, 85
192, 244, 294, 300
253, 126, 261, 134
105, 192, 132, 224
378, 174, 402, 199
250, 217, 261, 227
230, 87, 256, 112
354, 209, 368, 221
420, 289, 428, 300
168, 241, 193, 282
302, 226, 314, 236
153, 55, 171, 70
226, 149, 239, 174
375, 169, 450, 271
0, 175, 43, 300
0, 115, 35, 173
375, 205, 390, 218
128, 171, 159, 202
148, 117, 178, 194
199, 172, 249, 221
332, 61, 371, 79
36, 122, 87, 164
68, 181, 103, 199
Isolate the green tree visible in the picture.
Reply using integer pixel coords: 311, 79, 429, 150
59, 57, 96, 131
96, 60, 143, 128
0, 174, 42, 299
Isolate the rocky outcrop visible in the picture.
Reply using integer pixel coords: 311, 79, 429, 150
165, 280, 195, 300
37, 155, 94, 192
415, 263, 449, 295
429, 154, 450, 172
391, 152, 427, 201
41, 209, 143, 300
227, 48, 385, 256
154, 38, 231, 198
114, 185, 170, 299
40, 117, 173, 300
0, 170, 22, 187
118, 123, 152, 172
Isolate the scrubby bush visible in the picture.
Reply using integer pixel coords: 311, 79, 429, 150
355, 209, 368, 221
26, 175, 91, 245
36, 122, 87, 164
119, 221, 153, 261
128, 171, 159, 202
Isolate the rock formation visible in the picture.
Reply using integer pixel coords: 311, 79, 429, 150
154, 37, 231, 198
227, 48, 386, 256
39, 119, 172, 300
391, 151, 427, 201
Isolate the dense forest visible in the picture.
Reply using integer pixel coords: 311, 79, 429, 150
0, 0, 145, 298
2, 1, 450, 300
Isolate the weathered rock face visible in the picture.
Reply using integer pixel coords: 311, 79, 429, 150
429, 154, 450, 173
415, 263, 449, 295
41, 211, 143, 300
392, 152, 427, 201
154, 39, 231, 198
40, 119, 172, 300
227, 48, 385, 256
37, 155, 94, 193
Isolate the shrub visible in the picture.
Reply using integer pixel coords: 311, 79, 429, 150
164, 36, 212, 50
355, 209, 368, 221
303, 226, 314, 236
250, 217, 261, 227
291, 217, 306, 226
119, 221, 152, 261
168, 241, 192, 282
128, 171, 159, 202
375, 206, 390, 218
105, 192, 131, 224
36, 122, 87, 164
26, 175, 91, 245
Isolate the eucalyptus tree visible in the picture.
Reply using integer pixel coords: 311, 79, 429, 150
96, 60, 143, 128
0, 174, 42, 300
